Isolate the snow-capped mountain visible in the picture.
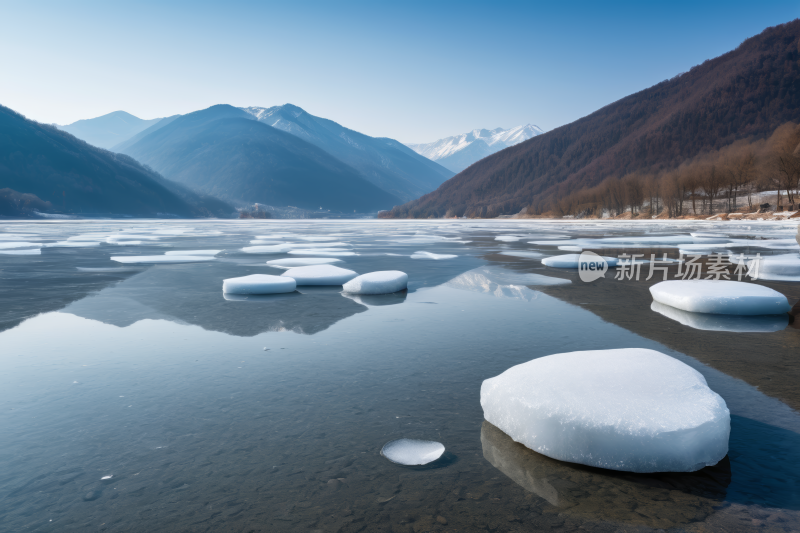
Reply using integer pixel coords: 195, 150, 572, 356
407, 125, 543, 173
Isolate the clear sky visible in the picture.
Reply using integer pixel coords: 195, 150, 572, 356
1, 1, 798, 143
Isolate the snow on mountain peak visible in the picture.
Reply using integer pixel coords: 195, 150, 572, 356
407, 124, 543, 166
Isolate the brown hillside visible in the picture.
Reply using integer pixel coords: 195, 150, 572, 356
383, 20, 800, 218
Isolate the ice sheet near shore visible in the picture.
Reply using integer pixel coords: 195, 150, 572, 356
281, 265, 357, 285
480, 348, 730, 473
650, 280, 791, 315
222, 274, 296, 295
342, 271, 408, 295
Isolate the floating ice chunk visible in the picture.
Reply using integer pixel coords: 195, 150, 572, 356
0, 242, 41, 249
541, 253, 619, 269
266, 258, 343, 269
0, 248, 41, 255
480, 348, 731, 473
381, 439, 445, 466
77, 267, 143, 272
164, 250, 221, 256
281, 265, 357, 285
44, 241, 101, 248
495, 235, 522, 242
410, 251, 458, 260
242, 244, 294, 254
106, 235, 161, 242
342, 271, 408, 294
249, 240, 283, 245
298, 236, 339, 242
223, 274, 296, 294
289, 249, 357, 256
498, 251, 543, 259
110, 255, 216, 264
751, 254, 800, 281
557, 245, 583, 252
650, 280, 791, 315
651, 301, 788, 332
101, 475, 113, 480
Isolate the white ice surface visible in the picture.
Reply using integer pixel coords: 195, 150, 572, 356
0, 248, 41, 255
651, 301, 788, 332
495, 235, 522, 242
342, 271, 408, 295
381, 439, 445, 466
541, 253, 619, 268
650, 280, 791, 315
222, 274, 296, 294
0, 242, 41, 249
281, 265, 357, 285
164, 250, 221, 256
110, 255, 216, 264
752, 254, 800, 281
242, 244, 294, 254
288, 249, 357, 256
480, 348, 730, 473
410, 251, 458, 260
266, 258, 343, 269
557, 245, 583, 252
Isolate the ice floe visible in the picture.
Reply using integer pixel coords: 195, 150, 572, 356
266, 258, 343, 269
650, 280, 791, 315
164, 250, 221, 256
110, 255, 217, 264
281, 265, 357, 285
751, 254, 800, 281
288, 249, 357, 256
495, 235, 523, 242
410, 251, 458, 260
651, 301, 788, 332
381, 439, 445, 466
541, 253, 619, 269
0, 242, 41, 249
342, 271, 408, 295
43, 241, 101, 248
0, 248, 41, 255
480, 348, 730, 473
223, 274, 297, 294
242, 244, 295, 254
557, 245, 583, 252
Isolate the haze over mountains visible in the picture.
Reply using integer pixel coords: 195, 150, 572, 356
58, 111, 162, 150
120, 105, 401, 213
383, 20, 800, 218
407, 125, 543, 173
0, 105, 233, 217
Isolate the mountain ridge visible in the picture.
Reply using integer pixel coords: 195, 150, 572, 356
58, 110, 162, 150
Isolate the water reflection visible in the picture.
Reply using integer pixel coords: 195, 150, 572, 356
651, 301, 788, 332
446, 266, 569, 302
481, 420, 730, 529
342, 290, 408, 306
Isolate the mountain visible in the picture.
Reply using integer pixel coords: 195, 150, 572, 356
383, 20, 800, 218
0, 104, 233, 217
58, 111, 162, 150
241, 104, 453, 202
111, 114, 181, 152
407, 125, 543, 173
121, 105, 401, 212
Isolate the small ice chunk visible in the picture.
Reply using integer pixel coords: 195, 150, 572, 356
342, 271, 408, 294
541, 253, 619, 269
266, 258, 343, 269
164, 250, 221, 256
557, 245, 583, 252
223, 274, 296, 294
481, 348, 730, 473
495, 235, 522, 242
44, 241, 101, 248
381, 439, 445, 466
0, 242, 41, 249
498, 251, 543, 259
281, 265, 357, 285
650, 280, 791, 315
101, 475, 113, 480
114, 241, 142, 246
289, 249, 357, 256
410, 251, 458, 260
752, 254, 800, 281
111, 255, 216, 264
0, 248, 41, 255
242, 244, 294, 254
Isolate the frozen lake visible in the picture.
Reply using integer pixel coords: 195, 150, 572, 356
1, 219, 799, 532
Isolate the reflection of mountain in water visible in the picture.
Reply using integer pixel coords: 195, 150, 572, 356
64, 264, 368, 336
481, 420, 730, 529
446, 267, 569, 301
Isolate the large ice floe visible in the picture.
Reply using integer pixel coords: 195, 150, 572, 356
410, 251, 458, 260
266, 258, 342, 269
222, 274, 297, 294
288, 248, 357, 256
481, 348, 730, 473
110, 255, 216, 264
0, 248, 41, 255
651, 301, 788, 332
650, 280, 791, 315
342, 271, 408, 295
751, 254, 800, 281
241, 244, 294, 254
165, 250, 221, 256
381, 439, 445, 466
281, 265, 357, 285
541, 253, 619, 269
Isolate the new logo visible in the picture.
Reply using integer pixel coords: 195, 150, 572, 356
578, 251, 608, 282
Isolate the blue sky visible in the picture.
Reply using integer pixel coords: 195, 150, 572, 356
1, 1, 798, 142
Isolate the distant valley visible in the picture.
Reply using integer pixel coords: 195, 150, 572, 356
407, 125, 543, 173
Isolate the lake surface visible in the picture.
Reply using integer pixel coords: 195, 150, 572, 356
1, 219, 799, 532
